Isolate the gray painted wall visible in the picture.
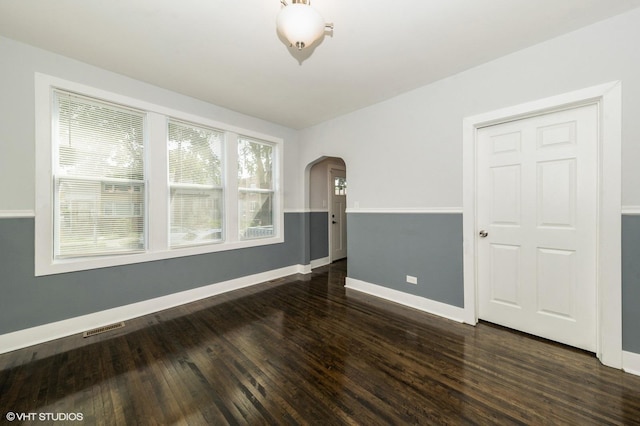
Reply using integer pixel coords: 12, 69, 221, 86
347, 213, 464, 307
348, 212, 640, 352
2, 210, 638, 353
622, 215, 640, 353
310, 212, 329, 261
0, 213, 305, 335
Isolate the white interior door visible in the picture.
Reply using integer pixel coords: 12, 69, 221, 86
477, 104, 598, 352
330, 168, 347, 261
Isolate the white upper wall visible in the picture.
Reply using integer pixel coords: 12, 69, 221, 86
299, 7, 640, 210
5, 5, 640, 214
0, 37, 303, 211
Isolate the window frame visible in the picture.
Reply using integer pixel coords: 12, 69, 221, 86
52, 90, 148, 259
167, 119, 225, 249
35, 73, 284, 276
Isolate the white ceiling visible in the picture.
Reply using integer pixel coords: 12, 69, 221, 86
1, 0, 640, 129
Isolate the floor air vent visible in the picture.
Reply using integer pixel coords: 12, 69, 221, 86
82, 322, 125, 338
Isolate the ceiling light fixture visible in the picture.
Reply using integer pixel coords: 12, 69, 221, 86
276, 0, 333, 51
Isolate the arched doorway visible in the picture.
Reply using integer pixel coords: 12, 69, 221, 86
307, 157, 347, 268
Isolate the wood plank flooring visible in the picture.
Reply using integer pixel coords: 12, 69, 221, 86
1, 260, 640, 425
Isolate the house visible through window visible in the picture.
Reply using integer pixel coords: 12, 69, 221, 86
53, 90, 145, 258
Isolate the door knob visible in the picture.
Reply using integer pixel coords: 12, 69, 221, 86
479, 230, 489, 238
332, 221, 337, 224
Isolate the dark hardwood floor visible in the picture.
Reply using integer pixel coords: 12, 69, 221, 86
1, 260, 640, 425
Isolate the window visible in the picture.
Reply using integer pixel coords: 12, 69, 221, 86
53, 90, 145, 258
168, 121, 223, 247
334, 177, 347, 196
238, 138, 275, 239
36, 74, 283, 276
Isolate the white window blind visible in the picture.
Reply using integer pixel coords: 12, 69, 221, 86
53, 90, 146, 258
168, 120, 223, 247
238, 138, 274, 239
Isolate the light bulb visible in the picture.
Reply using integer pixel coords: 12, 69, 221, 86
276, 3, 326, 50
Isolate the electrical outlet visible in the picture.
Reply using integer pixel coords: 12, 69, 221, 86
406, 275, 418, 285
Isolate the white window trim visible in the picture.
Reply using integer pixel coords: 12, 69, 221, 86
35, 73, 284, 276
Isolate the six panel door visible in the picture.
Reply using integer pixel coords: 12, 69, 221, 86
477, 104, 598, 352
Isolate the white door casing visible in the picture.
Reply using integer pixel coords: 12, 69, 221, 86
477, 105, 597, 351
462, 82, 622, 368
330, 167, 347, 261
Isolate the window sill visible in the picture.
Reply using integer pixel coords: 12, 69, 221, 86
35, 235, 285, 277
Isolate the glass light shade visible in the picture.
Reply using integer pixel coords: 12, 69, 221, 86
276, 4, 326, 49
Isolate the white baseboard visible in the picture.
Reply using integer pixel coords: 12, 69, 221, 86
310, 256, 331, 269
299, 263, 312, 274
345, 277, 465, 323
6, 265, 638, 377
0, 264, 308, 355
623, 351, 640, 376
